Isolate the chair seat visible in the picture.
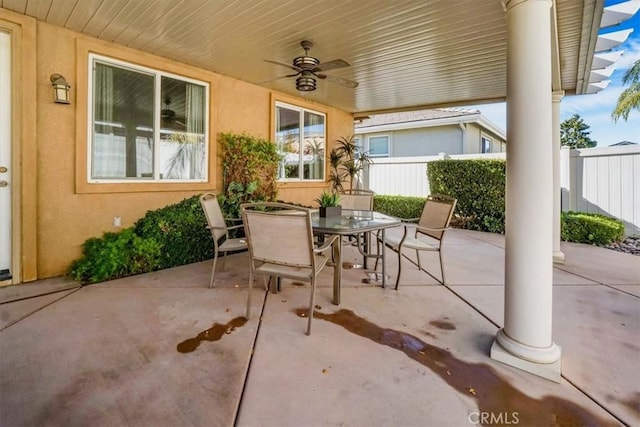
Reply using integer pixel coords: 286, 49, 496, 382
255, 254, 330, 281
220, 237, 247, 252
377, 194, 456, 289
384, 234, 439, 251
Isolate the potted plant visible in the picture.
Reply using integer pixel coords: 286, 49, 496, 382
315, 191, 342, 217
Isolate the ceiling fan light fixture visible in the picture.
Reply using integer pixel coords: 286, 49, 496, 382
293, 56, 320, 69
264, 40, 358, 91
296, 76, 316, 91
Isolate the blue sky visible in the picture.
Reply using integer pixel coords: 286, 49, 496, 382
472, 1, 640, 147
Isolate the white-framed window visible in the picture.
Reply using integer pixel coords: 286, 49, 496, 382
368, 135, 390, 157
481, 136, 492, 153
88, 54, 209, 182
275, 102, 325, 181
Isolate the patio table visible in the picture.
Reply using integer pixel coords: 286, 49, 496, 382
311, 209, 401, 305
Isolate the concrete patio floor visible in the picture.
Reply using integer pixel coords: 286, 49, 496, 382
1, 229, 638, 426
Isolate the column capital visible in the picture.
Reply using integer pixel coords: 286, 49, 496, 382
552, 90, 565, 102
504, 0, 551, 11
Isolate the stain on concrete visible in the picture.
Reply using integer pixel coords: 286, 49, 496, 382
177, 316, 247, 353
298, 308, 617, 426
430, 319, 456, 330
620, 392, 640, 417
421, 330, 437, 339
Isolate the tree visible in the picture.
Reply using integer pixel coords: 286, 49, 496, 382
560, 114, 597, 148
611, 59, 640, 123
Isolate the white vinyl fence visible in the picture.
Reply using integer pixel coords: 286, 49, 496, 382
561, 145, 639, 236
365, 146, 640, 235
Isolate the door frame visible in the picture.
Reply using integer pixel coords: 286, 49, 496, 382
0, 12, 38, 285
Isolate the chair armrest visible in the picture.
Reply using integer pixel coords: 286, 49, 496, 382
206, 223, 244, 231
226, 223, 245, 231
409, 224, 450, 233
400, 217, 420, 224
314, 234, 339, 254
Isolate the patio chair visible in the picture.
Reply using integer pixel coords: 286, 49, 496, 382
377, 194, 457, 289
338, 188, 374, 210
338, 189, 375, 261
199, 192, 248, 288
241, 202, 338, 335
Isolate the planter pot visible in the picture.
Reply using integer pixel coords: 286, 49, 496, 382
319, 205, 342, 218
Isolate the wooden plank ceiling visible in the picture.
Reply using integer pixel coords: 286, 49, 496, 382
1, 0, 601, 115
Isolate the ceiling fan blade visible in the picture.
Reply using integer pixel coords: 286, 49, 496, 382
317, 73, 359, 88
258, 74, 298, 84
263, 59, 301, 72
314, 59, 350, 72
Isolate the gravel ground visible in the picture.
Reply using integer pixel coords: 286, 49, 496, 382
602, 236, 640, 256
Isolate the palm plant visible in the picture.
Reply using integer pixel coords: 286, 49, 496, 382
612, 59, 640, 123
328, 149, 343, 191
329, 135, 371, 192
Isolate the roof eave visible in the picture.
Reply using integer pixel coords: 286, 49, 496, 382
575, 0, 606, 95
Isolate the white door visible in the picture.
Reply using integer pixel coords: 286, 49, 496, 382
0, 30, 11, 282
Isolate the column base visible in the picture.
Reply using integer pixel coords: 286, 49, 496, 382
491, 332, 562, 383
553, 251, 565, 264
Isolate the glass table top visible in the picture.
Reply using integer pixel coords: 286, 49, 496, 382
311, 209, 401, 234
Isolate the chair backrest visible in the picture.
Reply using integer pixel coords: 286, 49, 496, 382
418, 194, 457, 241
339, 189, 374, 210
241, 203, 315, 269
199, 193, 227, 241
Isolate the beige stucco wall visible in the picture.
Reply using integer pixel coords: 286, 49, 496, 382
4, 12, 353, 280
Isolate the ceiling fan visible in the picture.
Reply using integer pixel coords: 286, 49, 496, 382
263, 40, 359, 91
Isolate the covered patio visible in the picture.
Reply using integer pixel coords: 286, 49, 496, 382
1, 0, 638, 412
1, 230, 638, 426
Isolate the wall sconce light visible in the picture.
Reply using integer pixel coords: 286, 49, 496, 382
50, 73, 71, 104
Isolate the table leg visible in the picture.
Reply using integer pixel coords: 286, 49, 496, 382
381, 228, 387, 289
332, 235, 342, 305
363, 231, 369, 269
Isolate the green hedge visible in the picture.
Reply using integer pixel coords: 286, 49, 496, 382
68, 228, 162, 284
134, 195, 214, 268
373, 195, 426, 219
373, 195, 624, 247
427, 159, 506, 233
561, 211, 624, 245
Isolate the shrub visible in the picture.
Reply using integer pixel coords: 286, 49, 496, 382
219, 181, 258, 220
561, 211, 624, 245
68, 228, 161, 284
133, 195, 214, 269
427, 159, 506, 233
373, 195, 426, 219
219, 132, 279, 202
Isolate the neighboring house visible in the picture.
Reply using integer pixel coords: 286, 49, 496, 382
354, 108, 506, 158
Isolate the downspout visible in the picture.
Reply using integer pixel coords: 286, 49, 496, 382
458, 123, 467, 153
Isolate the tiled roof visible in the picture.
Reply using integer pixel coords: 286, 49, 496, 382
355, 108, 480, 128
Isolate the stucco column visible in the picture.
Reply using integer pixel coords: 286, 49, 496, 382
552, 91, 565, 263
491, 0, 562, 382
